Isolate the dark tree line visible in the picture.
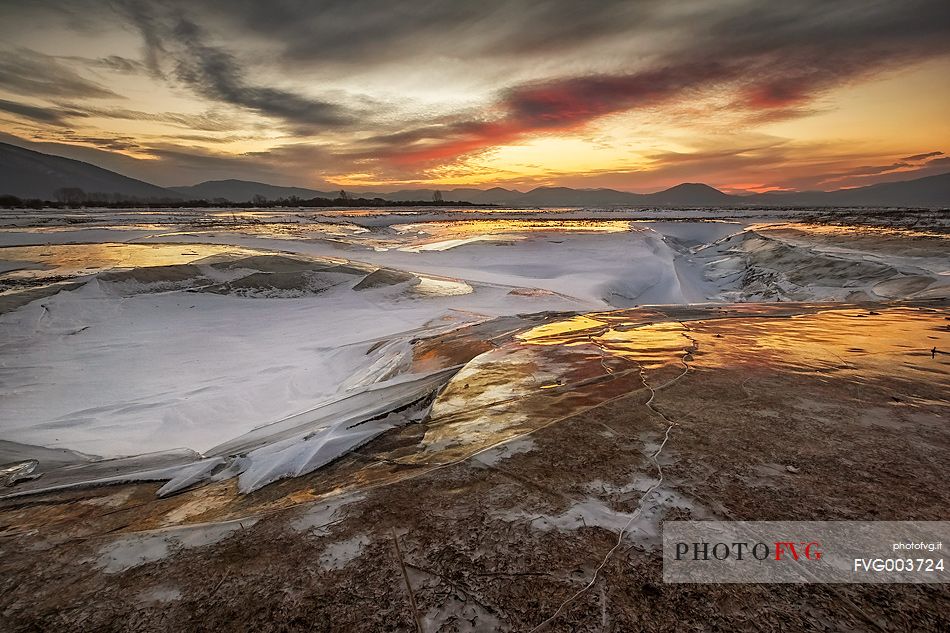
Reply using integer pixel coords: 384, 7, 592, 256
0, 189, 490, 210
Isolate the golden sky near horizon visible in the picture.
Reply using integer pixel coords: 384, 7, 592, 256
0, 1, 948, 192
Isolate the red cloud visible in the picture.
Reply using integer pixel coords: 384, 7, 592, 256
377, 62, 739, 166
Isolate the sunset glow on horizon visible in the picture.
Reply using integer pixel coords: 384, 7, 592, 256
0, 1, 948, 192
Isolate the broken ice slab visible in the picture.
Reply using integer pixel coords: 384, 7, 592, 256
0, 449, 203, 498
0, 459, 38, 487
206, 367, 459, 458
0, 367, 461, 499
0, 439, 96, 473
202, 366, 461, 494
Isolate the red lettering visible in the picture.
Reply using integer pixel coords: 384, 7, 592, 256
774, 541, 799, 561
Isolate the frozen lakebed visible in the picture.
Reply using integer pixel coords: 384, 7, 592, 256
1, 208, 947, 496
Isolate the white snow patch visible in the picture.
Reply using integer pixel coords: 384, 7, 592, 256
79, 489, 134, 508
0, 265, 578, 459
96, 517, 258, 573
421, 593, 505, 633
473, 437, 536, 467
291, 492, 365, 533
500, 484, 704, 548
319, 533, 372, 570
137, 586, 182, 604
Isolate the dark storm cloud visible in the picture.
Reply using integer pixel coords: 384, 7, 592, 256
3, 0, 950, 186
124, 140, 340, 186
815, 150, 950, 185
112, 0, 167, 77
2, 0, 654, 65
0, 98, 247, 133
136, 1, 950, 80
113, 2, 359, 130
170, 17, 355, 129
58, 54, 150, 74
56, 104, 245, 132
94, 55, 149, 74
0, 0, 113, 34
0, 98, 84, 126
0, 129, 339, 187
0, 48, 119, 99
15, 1, 950, 156
902, 151, 944, 162
352, 0, 950, 165
189, 0, 661, 65
830, 162, 912, 179
800, 151, 949, 188
773, 155, 950, 191
42, 131, 142, 151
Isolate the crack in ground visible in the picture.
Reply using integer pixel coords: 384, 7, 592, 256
526, 325, 694, 632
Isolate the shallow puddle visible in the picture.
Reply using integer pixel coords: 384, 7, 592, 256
401, 303, 950, 472
687, 306, 950, 383
0, 242, 263, 280
394, 219, 636, 251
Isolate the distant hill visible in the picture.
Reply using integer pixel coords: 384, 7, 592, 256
444, 187, 522, 204
170, 182, 515, 204
170, 180, 334, 202
503, 174, 948, 207
169, 181, 717, 206
2, 141, 947, 207
0, 142, 178, 200
511, 187, 642, 206
749, 172, 950, 207
364, 188, 442, 202
650, 183, 734, 205
460, 183, 735, 206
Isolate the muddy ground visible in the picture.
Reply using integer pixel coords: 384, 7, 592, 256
1, 302, 948, 632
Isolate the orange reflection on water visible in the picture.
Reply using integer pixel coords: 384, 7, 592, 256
754, 222, 950, 250
516, 314, 610, 343
520, 304, 950, 386
687, 307, 950, 382
395, 219, 636, 251
517, 309, 688, 371
0, 243, 261, 279
593, 322, 695, 371
404, 219, 634, 238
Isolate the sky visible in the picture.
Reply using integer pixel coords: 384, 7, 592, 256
0, 0, 948, 193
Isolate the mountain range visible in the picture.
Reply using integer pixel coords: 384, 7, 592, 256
2, 141, 948, 208
0, 141, 173, 200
